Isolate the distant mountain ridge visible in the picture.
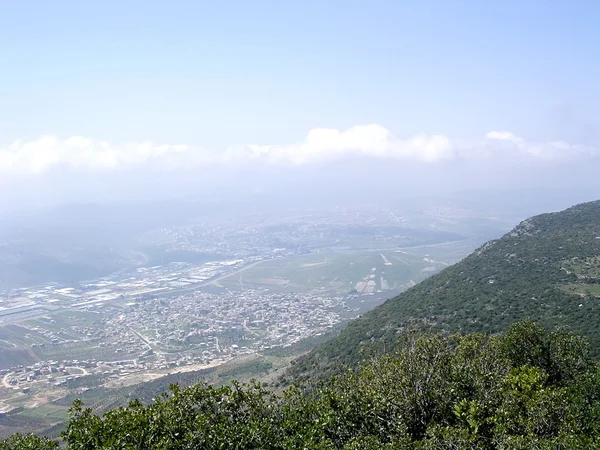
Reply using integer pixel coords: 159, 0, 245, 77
285, 199, 600, 381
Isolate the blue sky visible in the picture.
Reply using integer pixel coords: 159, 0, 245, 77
2, 0, 599, 146
0, 1, 599, 208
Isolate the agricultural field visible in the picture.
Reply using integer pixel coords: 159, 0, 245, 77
560, 256, 600, 298
562, 283, 600, 297
564, 256, 600, 278
216, 245, 467, 295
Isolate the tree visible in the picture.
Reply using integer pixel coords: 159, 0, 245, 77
3, 321, 600, 449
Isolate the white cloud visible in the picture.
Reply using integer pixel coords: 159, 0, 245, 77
484, 131, 596, 161
0, 136, 204, 174
247, 124, 455, 164
0, 125, 597, 176
486, 131, 524, 143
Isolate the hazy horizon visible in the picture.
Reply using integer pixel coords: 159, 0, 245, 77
1, 1, 600, 211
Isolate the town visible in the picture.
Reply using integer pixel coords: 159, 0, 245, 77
0, 257, 351, 398
0, 205, 486, 423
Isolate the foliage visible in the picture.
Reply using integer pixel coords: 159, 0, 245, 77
286, 200, 600, 382
3, 321, 600, 449
0, 434, 58, 450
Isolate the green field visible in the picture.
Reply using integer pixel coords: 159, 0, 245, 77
217, 249, 457, 294
23, 310, 104, 340
0, 325, 49, 346
565, 256, 600, 278
0, 340, 16, 349
562, 283, 600, 296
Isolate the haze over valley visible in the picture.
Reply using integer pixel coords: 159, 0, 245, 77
0, 187, 597, 437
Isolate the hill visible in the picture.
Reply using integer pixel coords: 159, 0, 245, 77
284, 200, 600, 382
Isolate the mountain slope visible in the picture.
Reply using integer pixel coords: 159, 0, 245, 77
286, 200, 600, 381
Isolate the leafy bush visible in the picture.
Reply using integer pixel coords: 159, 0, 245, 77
4, 321, 600, 449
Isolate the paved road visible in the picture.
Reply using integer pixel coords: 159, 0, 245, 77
129, 327, 155, 352
199, 259, 268, 286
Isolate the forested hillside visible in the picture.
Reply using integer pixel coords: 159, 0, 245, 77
285, 200, 600, 382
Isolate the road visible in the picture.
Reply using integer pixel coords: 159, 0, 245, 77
129, 327, 155, 351
154, 259, 270, 299
199, 259, 268, 286
2, 373, 12, 388
64, 366, 89, 376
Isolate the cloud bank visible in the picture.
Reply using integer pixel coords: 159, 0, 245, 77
0, 124, 597, 175
247, 125, 455, 164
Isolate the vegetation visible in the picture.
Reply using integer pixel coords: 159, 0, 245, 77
0, 355, 293, 440
3, 321, 600, 448
286, 200, 600, 382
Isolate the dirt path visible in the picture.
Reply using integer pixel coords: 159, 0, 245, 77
2, 373, 12, 389
103, 358, 232, 388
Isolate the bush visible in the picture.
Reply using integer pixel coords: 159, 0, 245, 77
4, 321, 600, 449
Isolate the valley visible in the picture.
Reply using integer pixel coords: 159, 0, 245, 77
0, 203, 503, 438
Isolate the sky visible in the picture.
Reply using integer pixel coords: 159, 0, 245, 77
1, 0, 599, 209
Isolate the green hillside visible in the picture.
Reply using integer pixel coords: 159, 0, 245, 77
285, 200, 600, 382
